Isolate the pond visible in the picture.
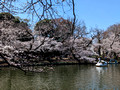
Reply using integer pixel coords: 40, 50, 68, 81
0, 64, 120, 90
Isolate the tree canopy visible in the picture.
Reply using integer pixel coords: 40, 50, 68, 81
0, 0, 120, 72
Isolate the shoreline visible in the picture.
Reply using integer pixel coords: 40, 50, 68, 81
0, 59, 120, 67
0, 60, 96, 67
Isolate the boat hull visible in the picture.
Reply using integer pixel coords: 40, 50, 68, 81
96, 64, 108, 67
96, 63, 108, 67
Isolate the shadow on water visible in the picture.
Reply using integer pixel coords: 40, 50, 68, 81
0, 65, 120, 90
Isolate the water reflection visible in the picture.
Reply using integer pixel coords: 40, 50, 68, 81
0, 65, 120, 90
96, 67, 108, 74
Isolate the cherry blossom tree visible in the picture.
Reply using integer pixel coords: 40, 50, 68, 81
101, 24, 120, 58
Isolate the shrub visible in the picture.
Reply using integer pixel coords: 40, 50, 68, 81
0, 12, 15, 20
13, 18, 20, 23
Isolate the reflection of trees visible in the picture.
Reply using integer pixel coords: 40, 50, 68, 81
0, 68, 11, 90
0, 65, 120, 89
96, 67, 106, 89
75, 65, 98, 89
0, 66, 81, 90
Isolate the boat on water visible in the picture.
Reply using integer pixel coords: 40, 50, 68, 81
96, 58, 108, 67
108, 59, 118, 64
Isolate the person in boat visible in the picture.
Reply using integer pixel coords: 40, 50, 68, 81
98, 58, 101, 62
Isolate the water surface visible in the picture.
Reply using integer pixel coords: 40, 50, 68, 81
0, 64, 120, 90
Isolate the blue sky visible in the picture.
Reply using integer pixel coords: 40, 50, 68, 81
74, 0, 120, 30
13, 0, 120, 30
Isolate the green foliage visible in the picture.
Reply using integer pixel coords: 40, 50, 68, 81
20, 18, 30, 26
0, 12, 15, 20
14, 16, 30, 26
35, 19, 51, 27
0, 12, 30, 26
118, 57, 120, 60
14, 18, 20, 23
23, 19, 30, 23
